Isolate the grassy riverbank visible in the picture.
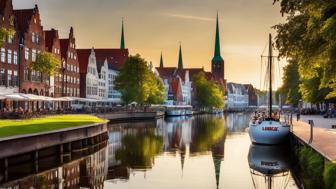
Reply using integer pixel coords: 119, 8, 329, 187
0, 114, 106, 138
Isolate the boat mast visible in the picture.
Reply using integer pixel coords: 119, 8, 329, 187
268, 34, 273, 118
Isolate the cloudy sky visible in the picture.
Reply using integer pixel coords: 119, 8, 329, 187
13, 0, 286, 89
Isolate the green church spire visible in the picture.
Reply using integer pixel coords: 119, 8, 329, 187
212, 13, 223, 62
178, 43, 183, 70
160, 52, 164, 68
120, 18, 125, 49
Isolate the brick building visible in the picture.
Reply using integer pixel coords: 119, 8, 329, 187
14, 5, 46, 95
60, 27, 80, 97
0, 0, 19, 95
44, 28, 61, 97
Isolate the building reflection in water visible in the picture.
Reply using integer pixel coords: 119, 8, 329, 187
107, 114, 227, 189
0, 139, 108, 189
226, 112, 250, 133
248, 144, 291, 189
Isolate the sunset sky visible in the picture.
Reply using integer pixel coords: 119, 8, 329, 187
13, 0, 286, 89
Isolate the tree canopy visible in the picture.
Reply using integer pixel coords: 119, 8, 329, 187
192, 72, 224, 109
115, 54, 165, 105
0, 17, 15, 47
274, 0, 336, 102
279, 59, 301, 105
31, 51, 60, 76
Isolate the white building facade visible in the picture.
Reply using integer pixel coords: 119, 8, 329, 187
226, 82, 249, 110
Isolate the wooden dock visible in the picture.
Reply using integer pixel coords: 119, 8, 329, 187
292, 118, 336, 162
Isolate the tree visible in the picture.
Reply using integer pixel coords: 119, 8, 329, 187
192, 72, 224, 109
279, 59, 301, 106
273, 0, 336, 101
31, 51, 61, 76
0, 16, 15, 47
115, 54, 165, 105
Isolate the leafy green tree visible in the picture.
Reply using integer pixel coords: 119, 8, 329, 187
0, 16, 15, 47
115, 54, 165, 105
273, 0, 336, 101
192, 72, 224, 109
279, 59, 301, 106
31, 51, 61, 76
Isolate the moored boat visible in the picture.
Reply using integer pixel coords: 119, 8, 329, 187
248, 34, 289, 145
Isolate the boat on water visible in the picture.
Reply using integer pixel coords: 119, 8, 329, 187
165, 105, 192, 116
248, 34, 289, 145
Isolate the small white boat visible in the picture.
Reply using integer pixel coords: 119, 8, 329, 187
185, 110, 193, 116
249, 119, 289, 145
165, 105, 192, 117
166, 109, 183, 116
248, 34, 289, 145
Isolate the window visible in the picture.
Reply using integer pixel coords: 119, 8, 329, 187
32, 49, 37, 61
1, 48, 5, 62
7, 70, 12, 86
13, 70, 18, 86
25, 48, 29, 60
32, 32, 35, 43
24, 70, 29, 81
13, 51, 17, 64
0, 69, 5, 85
7, 50, 12, 64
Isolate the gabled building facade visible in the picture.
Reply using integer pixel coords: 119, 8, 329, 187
14, 5, 46, 95
77, 48, 128, 102
60, 27, 80, 97
44, 28, 61, 97
0, 0, 19, 95
226, 82, 249, 109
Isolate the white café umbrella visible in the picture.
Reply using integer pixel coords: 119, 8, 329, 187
3, 94, 29, 101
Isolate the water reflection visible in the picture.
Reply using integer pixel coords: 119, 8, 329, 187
0, 147, 108, 189
0, 114, 302, 189
107, 115, 227, 188
248, 144, 291, 189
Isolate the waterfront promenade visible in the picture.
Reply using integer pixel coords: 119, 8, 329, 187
292, 115, 336, 161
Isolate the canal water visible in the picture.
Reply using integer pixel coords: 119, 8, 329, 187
0, 113, 302, 189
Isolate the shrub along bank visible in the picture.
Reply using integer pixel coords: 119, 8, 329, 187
297, 146, 336, 189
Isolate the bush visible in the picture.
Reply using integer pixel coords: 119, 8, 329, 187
298, 146, 324, 189
323, 162, 336, 189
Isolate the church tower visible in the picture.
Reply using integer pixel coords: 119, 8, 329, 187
178, 44, 183, 70
120, 18, 125, 49
211, 13, 224, 82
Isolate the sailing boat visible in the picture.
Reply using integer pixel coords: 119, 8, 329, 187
248, 34, 289, 145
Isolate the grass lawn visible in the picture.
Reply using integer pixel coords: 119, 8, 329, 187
0, 114, 107, 138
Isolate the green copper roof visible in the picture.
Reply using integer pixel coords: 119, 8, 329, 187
212, 13, 223, 62
160, 52, 164, 68
120, 19, 125, 49
178, 44, 183, 70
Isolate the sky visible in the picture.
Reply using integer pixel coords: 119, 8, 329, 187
13, 0, 286, 89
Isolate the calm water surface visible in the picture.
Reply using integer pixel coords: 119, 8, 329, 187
106, 113, 299, 189
0, 113, 301, 189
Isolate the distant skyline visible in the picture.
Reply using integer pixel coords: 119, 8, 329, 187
13, 0, 286, 89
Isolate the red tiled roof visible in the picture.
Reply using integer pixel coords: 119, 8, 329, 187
13, 7, 37, 38
76, 49, 91, 74
60, 38, 69, 60
177, 68, 204, 81
77, 48, 129, 74
44, 29, 59, 52
155, 67, 177, 79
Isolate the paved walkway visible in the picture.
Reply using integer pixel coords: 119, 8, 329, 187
292, 116, 336, 161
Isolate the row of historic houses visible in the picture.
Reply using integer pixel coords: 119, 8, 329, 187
0, 1, 128, 106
